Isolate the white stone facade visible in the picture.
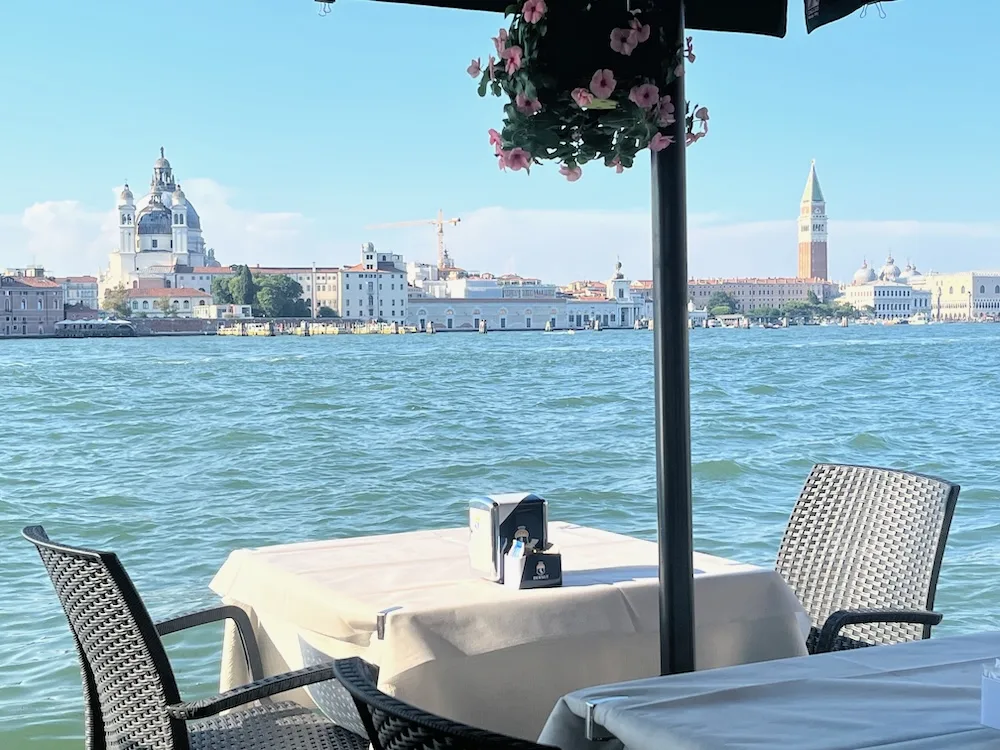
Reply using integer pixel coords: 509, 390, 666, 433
910, 271, 1000, 321
687, 278, 839, 311
126, 287, 213, 318
407, 298, 565, 331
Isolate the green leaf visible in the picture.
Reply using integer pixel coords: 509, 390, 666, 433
478, 74, 489, 98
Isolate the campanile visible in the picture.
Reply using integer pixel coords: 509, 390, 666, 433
797, 160, 828, 280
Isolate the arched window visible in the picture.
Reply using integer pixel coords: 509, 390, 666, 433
981, 285, 986, 294
37, 298, 43, 310
20, 299, 26, 310
142, 300, 149, 310
199, 300, 206, 306
961, 286, 966, 294
949, 286, 954, 294
132, 301, 138, 310
183, 300, 190, 309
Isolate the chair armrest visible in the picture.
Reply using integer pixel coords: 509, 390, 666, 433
815, 608, 943, 654
156, 605, 264, 681
167, 663, 338, 721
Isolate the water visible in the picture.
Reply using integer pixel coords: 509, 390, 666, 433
3, 326, 1000, 747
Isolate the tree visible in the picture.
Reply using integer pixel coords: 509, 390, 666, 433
706, 291, 738, 314
709, 305, 732, 317
254, 273, 304, 318
212, 275, 234, 304
806, 290, 821, 305
317, 305, 338, 318
783, 300, 813, 321
102, 284, 131, 318
230, 265, 256, 306
155, 296, 175, 316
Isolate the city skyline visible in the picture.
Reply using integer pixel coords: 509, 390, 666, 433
1, 2, 998, 283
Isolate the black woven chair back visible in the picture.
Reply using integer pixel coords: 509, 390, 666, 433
776, 464, 960, 647
23, 525, 187, 750
332, 657, 558, 750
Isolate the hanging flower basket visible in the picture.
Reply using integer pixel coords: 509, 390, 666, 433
469, 1, 709, 181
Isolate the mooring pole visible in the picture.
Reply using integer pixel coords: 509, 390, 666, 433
651, 0, 695, 676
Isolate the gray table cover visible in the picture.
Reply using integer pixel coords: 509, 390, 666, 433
539, 631, 1000, 750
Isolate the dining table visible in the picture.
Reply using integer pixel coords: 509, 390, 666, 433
539, 630, 1000, 749
209, 521, 810, 740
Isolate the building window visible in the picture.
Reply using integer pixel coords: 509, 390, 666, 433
199, 300, 206, 306
526, 317, 531, 328
37, 298, 43, 310
152, 239, 158, 248
20, 299, 25, 310
500, 317, 507, 329
473, 317, 480, 329
447, 318, 453, 329
981, 285, 986, 294
132, 301, 139, 310
183, 300, 190, 309
142, 301, 149, 310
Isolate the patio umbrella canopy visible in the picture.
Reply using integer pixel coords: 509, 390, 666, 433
315, 0, 896, 676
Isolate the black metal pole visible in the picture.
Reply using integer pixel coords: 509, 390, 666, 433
651, 0, 695, 676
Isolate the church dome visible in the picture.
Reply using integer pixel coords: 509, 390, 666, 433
137, 204, 172, 235
853, 260, 876, 285
185, 202, 201, 230
119, 183, 134, 205
879, 255, 901, 282
172, 184, 187, 206
899, 262, 923, 283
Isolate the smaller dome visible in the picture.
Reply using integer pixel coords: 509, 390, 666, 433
137, 205, 173, 236
879, 255, 900, 282
853, 260, 877, 285
154, 146, 171, 170
118, 183, 134, 204
172, 184, 187, 206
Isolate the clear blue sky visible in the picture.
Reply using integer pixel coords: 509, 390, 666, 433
0, 1, 997, 280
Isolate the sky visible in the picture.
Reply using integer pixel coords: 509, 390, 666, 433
0, 0, 997, 284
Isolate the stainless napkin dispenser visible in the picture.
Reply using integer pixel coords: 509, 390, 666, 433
469, 493, 548, 582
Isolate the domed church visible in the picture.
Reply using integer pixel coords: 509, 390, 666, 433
99, 149, 224, 304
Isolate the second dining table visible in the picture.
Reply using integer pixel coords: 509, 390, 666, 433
209, 521, 809, 740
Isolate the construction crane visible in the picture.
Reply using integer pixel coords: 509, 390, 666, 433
366, 209, 461, 271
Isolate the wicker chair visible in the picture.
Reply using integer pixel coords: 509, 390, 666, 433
22, 525, 367, 750
775, 464, 960, 654
333, 657, 560, 750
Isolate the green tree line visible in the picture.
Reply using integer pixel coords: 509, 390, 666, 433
211, 265, 338, 318
704, 290, 860, 321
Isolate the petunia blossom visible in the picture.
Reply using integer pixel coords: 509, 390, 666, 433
559, 164, 583, 182
590, 69, 617, 99
515, 93, 542, 115
628, 83, 659, 109
571, 88, 594, 107
685, 36, 696, 63
488, 128, 503, 155
657, 95, 676, 126
493, 28, 508, 55
467, 58, 482, 78
502, 45, 523, 75
649, 132, 674, 152
610, 28, 639, 56
487, 55, 496, 80
695, 106, 710, 122
497, 150, 508, 170
609, 157, 625, 174
630, 18, 651, 43
504, 148, 532, 171
522, 0, 547, 24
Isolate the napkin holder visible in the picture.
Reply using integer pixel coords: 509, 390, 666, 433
982, 661, 1000, 729
469, 493, 548, 583
503, 545, 563, 590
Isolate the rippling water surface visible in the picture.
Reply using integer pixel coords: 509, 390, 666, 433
4, 326, 1000, 747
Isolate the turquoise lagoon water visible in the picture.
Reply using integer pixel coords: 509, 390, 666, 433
3, 326, 1000, 747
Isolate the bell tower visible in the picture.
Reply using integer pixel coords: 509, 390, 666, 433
797, 160, 828, 280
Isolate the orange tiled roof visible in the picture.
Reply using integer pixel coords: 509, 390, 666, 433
52, 275, 98, 283
688, 277, 834, 284
190, 266, 234, 274
14, 277, 61, 288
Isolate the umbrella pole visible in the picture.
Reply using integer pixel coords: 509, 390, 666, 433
651, 0, 695, 676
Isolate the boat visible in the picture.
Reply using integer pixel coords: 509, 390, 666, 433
909, 313, 929, 326
54, 319, 137, 338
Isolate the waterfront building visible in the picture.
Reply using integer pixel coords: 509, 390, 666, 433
52, 275, 99, 310
193, 303, 254, 320
565, 262, 644, 328
126, 287, 212, 318
495, 274, 559, 298
842, 256, 932, 320
1, 271, 64, 335
687, 277, 839, 311
407, 297, 565, 331
338, 243, 407, 323
909, 270, 1000, 321
99, 149, 223, 305
248, 265, 341, 316
797, 160, 829, 281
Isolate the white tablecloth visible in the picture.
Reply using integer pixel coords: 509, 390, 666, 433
539, 631, 1000, 750
210, 522, 808, 740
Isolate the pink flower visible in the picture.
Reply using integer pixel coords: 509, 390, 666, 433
675, 63, 685, 78
628, 83, 659, 109
657, 95, 676, 126
522, 0, 546, 23
515, 93, 542, 115
488, 128, 503, 155
685, 36, 696, 63
487, 55, 496, 80
695, 106, 710, 122
467, 58, 481, 78
571, 87, 594, 107
610, 28, 639, 56
590, 69, 617, 99
649, 132, 674, 152
559, 164, 582, 182
630, 18, 651, 43
502, 45, 523, 75
686, 133, 703, 146
504, 148, 532, 171
493, 28, 508, 55
610, 157, 624, 174
497, 150, 508, 170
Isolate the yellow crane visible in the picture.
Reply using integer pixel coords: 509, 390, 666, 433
366, 209, 461, 271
